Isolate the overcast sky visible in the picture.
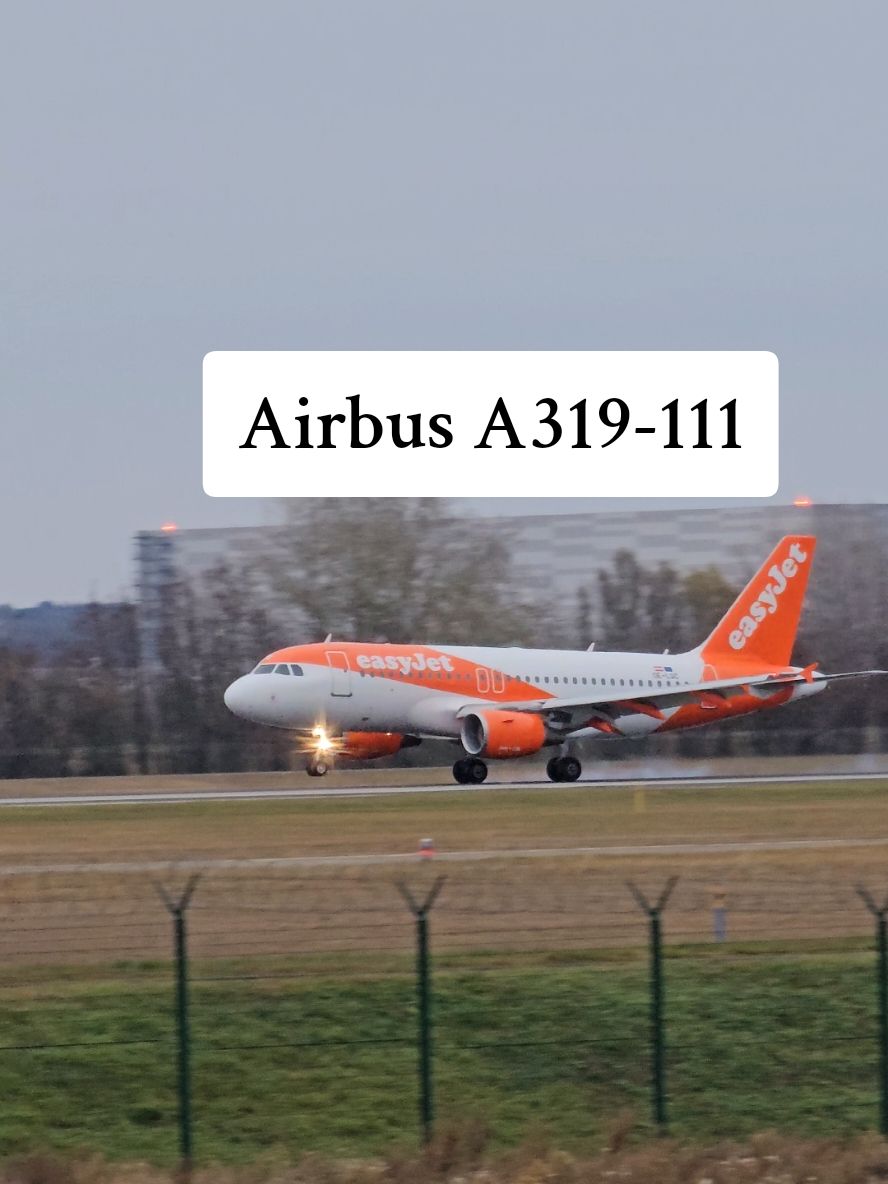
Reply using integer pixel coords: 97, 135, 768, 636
2, 1, 886, 606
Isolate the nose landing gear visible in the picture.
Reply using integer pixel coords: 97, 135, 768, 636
546, 755, 582, 782
304, 723, 336, 777
452, 757, 488, 784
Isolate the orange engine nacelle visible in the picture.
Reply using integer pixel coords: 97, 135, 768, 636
460, 710, 546, 759
340, 731, 406, 760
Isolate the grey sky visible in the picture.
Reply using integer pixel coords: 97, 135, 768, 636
2, 1, 886, 606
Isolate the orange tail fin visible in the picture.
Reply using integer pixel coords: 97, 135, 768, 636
699, 535, 816, 668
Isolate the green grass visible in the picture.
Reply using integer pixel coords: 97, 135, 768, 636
0, 945, 883, 1165
5, 772, 888, 865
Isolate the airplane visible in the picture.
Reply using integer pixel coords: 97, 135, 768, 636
223, 535, 886, 784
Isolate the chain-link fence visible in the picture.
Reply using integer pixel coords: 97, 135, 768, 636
1, 861, 887, 1168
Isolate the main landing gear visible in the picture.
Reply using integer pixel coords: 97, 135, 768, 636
306, 755, 330, 777
452, 757, 488, 784
546, 755, 581, 782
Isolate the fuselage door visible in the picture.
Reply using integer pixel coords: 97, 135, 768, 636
326, 650, 352, 697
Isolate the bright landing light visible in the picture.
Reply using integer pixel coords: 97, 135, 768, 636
309, 725, 337, 754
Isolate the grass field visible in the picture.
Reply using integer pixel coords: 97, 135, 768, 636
4, 773, 888, 860
0, 946, 884, 1164
1, 773, 888, 1164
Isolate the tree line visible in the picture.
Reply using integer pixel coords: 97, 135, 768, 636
0, 500, 884, 778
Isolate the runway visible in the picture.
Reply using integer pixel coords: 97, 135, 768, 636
1, 769, 886, 808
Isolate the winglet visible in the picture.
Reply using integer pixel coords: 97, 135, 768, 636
699, 536, 816, 669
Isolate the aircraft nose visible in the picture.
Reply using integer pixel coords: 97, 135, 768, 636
224, 675, 253, 718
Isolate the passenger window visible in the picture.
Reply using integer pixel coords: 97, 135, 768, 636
544, 676, 550, 684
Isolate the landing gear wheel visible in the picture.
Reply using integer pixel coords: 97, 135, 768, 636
453, 757, 488, 785
307, 757, 330, 777
467, 757, 488, 784
559, 756, 581, 782
546, 755, 581, 782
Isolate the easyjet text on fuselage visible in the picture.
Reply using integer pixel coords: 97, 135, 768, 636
356, 652, 456, 675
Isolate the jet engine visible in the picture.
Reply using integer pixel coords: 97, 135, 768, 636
340, 732, 417, 760
460, 710, 546, 758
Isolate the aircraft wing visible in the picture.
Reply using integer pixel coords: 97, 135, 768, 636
785, 669, 888, 683
455, 668, 888, 730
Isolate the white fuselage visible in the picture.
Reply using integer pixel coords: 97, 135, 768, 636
223, 640, 823, 744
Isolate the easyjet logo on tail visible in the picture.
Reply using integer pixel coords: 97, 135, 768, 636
728, 541, 808, 651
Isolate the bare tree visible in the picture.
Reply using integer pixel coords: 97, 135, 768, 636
253, 499, 537, 646
148, 562, 292, 772
682, 565, 739, 647
597, 551, 689, 652
596, 551, 740, 655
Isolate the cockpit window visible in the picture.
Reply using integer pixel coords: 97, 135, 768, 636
274, 664, 291, 675
289, 664, 304, 676
254, 664, 275, 674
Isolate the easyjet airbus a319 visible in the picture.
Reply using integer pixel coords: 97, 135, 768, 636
224, 536, 886, 783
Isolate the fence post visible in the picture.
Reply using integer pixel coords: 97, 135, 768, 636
398, 876, 446, 1146
155, 874, 201, 1173
856, 885, 888, 1136
628, 876, 678, 1134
